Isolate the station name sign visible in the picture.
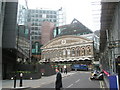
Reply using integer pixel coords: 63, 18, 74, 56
108, 40, 120, 49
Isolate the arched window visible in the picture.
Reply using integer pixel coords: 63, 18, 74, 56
86, 45, 92, 55
81, 47, 85, 56
76, 47, 80, 56
61, 49, 64, 58
72, 48, 75, 57
67, 48, 70, 56
63, 49, 67, 57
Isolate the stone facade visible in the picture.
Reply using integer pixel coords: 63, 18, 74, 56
41, 35, 94, 62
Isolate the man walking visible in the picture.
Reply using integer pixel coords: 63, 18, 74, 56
55, 69, 63, 90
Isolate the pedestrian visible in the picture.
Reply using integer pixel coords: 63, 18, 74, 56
55, 69, 63, 90
65, 68, 67, 74
60, 68, 63, 73
64, 68, 66, 74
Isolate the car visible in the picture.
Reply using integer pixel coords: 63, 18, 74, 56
90, 70, 104, 80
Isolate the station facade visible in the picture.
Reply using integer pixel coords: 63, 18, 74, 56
41, 35, 94, 63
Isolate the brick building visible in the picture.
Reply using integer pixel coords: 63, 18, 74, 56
41, 21, 55, 45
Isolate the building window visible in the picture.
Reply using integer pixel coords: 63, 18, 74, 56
32, 19, 34, 21
32, 23, 34, 26
39, 10, 42, 13
72, 48, 75, 56
47, 10, 49, 14
35, 27, 38, 30
63, 49, 66, 56
50, 11, 52, 14
31, 27, 34, 30
76, 47, 80, 56
54, 15, 56, 18
54, 11, 56, 14
32, 36, 34, 40
59, 50, 62, 57
36, 14, 38, 17
86, 46, 92, 55
36, 10, 38, 13
53, 19, 56, 22
50, 15, 52, 18
32, 10, 34, 13
67, 49, 70, 56
81, 47, 85, 56
35, 19, 38, 22
43, 10, 45, 13
47, 15, 49, 18
32, 15, 34, 17
35, 23, 38, 26
39, 15, 42, 18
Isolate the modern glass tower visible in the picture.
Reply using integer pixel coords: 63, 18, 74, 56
2, 0, 30, 79
27, 8, 66, 59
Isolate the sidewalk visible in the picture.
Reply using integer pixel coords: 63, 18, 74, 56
2, 71, 76, 89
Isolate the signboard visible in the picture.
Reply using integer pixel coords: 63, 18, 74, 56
108, 40, 120, 49
109, 75, 119, 90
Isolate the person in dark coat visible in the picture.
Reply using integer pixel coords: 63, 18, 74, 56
65, 68, 67, 74
55, 69, 62, 90
60, 68, 63, 73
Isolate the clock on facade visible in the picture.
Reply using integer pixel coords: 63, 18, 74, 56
61, 40, 66, 44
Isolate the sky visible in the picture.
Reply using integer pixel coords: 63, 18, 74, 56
27, 0, 101, 31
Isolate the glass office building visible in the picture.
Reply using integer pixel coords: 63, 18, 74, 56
2, 0, 30, 79
27, 8, 66, 58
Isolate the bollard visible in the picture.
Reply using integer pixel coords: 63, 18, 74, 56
14, 74, 16, 88
75, 68, 77, 72
19, 73, 23, 87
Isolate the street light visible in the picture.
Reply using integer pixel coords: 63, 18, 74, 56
13, 74, 16, 88
19, 73, 23, 87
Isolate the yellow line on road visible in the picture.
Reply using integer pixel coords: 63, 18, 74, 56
99, 81, 105, 88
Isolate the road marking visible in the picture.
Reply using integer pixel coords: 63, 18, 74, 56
99, 81, 105, 88
75, 79, 80, 83
41, 82, 46, 85
67, 84, 73, 88
99, 81, 102, 88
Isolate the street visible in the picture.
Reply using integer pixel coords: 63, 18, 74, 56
33, 71, 100, 89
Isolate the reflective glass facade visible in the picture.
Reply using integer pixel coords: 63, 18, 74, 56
28, 8, 66, 57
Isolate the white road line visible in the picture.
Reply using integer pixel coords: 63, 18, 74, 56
67, 84, 73, 88
75, 79, 80, 83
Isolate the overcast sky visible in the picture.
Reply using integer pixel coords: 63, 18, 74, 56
27, 0, 101, 31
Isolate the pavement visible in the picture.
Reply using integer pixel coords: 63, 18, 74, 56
2, 71, 76, 89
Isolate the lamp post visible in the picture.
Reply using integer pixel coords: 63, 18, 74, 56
19, 73, 23, 87
13, 74, 16, 88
